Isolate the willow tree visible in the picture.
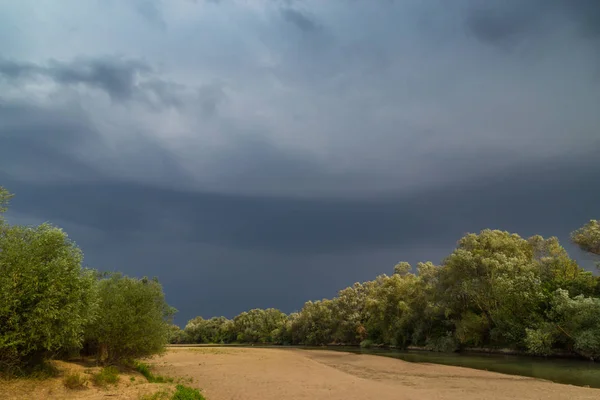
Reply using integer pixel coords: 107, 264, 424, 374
84, 273, 175, 363
0, 188, 97, 372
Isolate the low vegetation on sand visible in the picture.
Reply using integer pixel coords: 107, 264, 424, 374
63, 372, 87, 390
134, 361, 174, 383
173, 220, 600, 360
91, 366, 120, 388
141, 385, 205, 400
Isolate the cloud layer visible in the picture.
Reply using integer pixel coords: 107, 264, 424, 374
1, 0, 599, 322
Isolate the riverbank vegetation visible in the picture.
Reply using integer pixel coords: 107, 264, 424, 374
176, 222, 600, 360
0, 186, 175, 377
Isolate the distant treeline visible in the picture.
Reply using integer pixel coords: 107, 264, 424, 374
172, 221, 600, 360
0, 187, 175, 375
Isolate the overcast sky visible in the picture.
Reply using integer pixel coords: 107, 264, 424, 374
1, 0, 599, 324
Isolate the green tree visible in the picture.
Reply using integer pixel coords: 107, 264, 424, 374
84, 274, 175, 363
526, 289, 600, 359
168, 324, 189, 344
232, 308, 287, 343
0, 220, 97, 372
529, 235, 597, 296
330, 282, 370, 345
437, 230, 544, 347
184, 316, 235, 344
364, 271, 420, 347
393, 261, 412, 276
291, 300, 335, 345
572, 220, 600, 257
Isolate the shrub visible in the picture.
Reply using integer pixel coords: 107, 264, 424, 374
22, 361, 60, 379
84, 273, 175, 363
172, 385, 205, 400
525, 326, 555, 356
92, 366, 120, 388
63, 372, 87, 390
425, 333, 459, 353
0, 219, 98, 373
360, 339, 374, 349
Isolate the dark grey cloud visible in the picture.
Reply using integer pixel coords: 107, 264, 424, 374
465, 1, 541, 47
281, 8, 319, 33
464, 0, 600, 47
4, 150, 599, 323
49, 58, 150, 101
2, 0, 600, 324
0, 102, 105, 183
0, 56, 222, 113
0, 57, 150, 100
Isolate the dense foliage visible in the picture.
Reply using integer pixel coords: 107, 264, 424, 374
83, 273, 175, 363
179, 227, 600, 359
0, 222, 97, 371
0, 187, 174, 373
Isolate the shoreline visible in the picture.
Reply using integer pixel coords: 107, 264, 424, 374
167, 343, 586, 361
155, 347, 600, 399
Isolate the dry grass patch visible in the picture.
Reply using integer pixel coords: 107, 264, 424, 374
63, 372, 88, 390
0, 359, 184, 399
91, 366, 120, 388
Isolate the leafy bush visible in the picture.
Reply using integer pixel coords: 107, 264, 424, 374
547, 290, 600, 359
0, 218, 98, 372
172, 385, 205, 400
524, 326, 554, 356
92, 366, 120, 388
84, 273, 175, 363
63, 372, 87, 390
360, 339, 374, 349
425, 333, 459, 353
168, 324, 189, 344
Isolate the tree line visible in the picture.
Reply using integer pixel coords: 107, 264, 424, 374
0, 187, 175, 375
172, 221, 600, 360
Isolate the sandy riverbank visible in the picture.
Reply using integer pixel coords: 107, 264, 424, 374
151, 347, 598, 400
1, 347, 597, 399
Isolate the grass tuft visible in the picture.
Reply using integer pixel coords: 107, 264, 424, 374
172, 384, 205, 400
92, 366, 120, 388
134, 361, 173, 383
140, 385, 203, 400
63, 372, 87, 390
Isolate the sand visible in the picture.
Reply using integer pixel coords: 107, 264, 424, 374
152, 347, 599, 400
2, 347, 598, 399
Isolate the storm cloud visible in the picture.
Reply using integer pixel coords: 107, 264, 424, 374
1, 0, 599, 323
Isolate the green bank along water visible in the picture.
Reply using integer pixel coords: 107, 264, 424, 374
318, 347, 600, 389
